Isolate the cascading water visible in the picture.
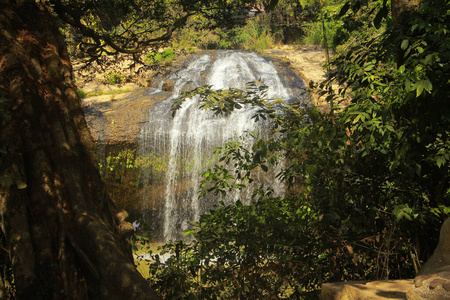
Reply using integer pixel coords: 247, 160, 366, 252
138, 50, 306, 242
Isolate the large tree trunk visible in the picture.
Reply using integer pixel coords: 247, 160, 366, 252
0, 1, 159, 299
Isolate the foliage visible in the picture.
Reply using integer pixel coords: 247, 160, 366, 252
210, 28, 237, 50
99, 149, 169, 212
105, 72, 124, 84
306, 0, 450, 274
169, 13, 281, 53
232, 15, 279, 54
301, 19, 345, 48
172, 81, 285, 118
77, 89, 87, 98
144, 1, 450, 298
169, 12, 229, 51
171, 27, 216, 52
148, 195, 324, 299
144, 48, 176, 64
52, 0, 256, 60
300, 1, 387, 50
317, 0, 450, 208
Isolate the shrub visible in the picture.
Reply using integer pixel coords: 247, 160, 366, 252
77, 89, 87, 98
300, 19, 349, 50
211, 27, 237, 49
147, 195, 323, 299
233, 15, 278, 54
144, 48, 176, 64
105, 72, 123, 84
171, 27, 218, 51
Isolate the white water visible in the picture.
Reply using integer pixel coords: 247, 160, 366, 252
138, 51, 305, 241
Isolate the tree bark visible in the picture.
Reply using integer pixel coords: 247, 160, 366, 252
0, 1, 159, 299
391, 0, 420, 26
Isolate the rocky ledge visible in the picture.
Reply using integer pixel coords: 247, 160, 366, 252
321, 279, 414, 299
77, 46, 322, 148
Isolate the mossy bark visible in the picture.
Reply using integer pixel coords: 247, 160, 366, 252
0, 0, 158, 299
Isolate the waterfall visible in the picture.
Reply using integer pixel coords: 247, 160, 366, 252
138, 50, 306, 241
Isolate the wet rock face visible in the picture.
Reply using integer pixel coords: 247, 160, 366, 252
83, 90, 157, 147
162, 79, 177, 92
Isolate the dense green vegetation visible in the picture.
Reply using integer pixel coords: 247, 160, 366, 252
131, 0, 450, 299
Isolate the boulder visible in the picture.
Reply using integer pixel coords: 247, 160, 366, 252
406, 218, 450, 299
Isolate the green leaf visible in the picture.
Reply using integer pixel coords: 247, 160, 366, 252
416, 81, 424, 97
423, 54, 434, 65
16, 180, 27, 189
401, 39, 409, 50
436, 155, 446, 168
364, 63, 374, 71
423, 79, 433, 92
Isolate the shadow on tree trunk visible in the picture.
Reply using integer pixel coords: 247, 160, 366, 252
0, 0, 159, 299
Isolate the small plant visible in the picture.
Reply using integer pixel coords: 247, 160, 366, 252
77, 89, 87, 98
105, 72, 123, 84
171, 23, 219, 51
144, 48, 176, 64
